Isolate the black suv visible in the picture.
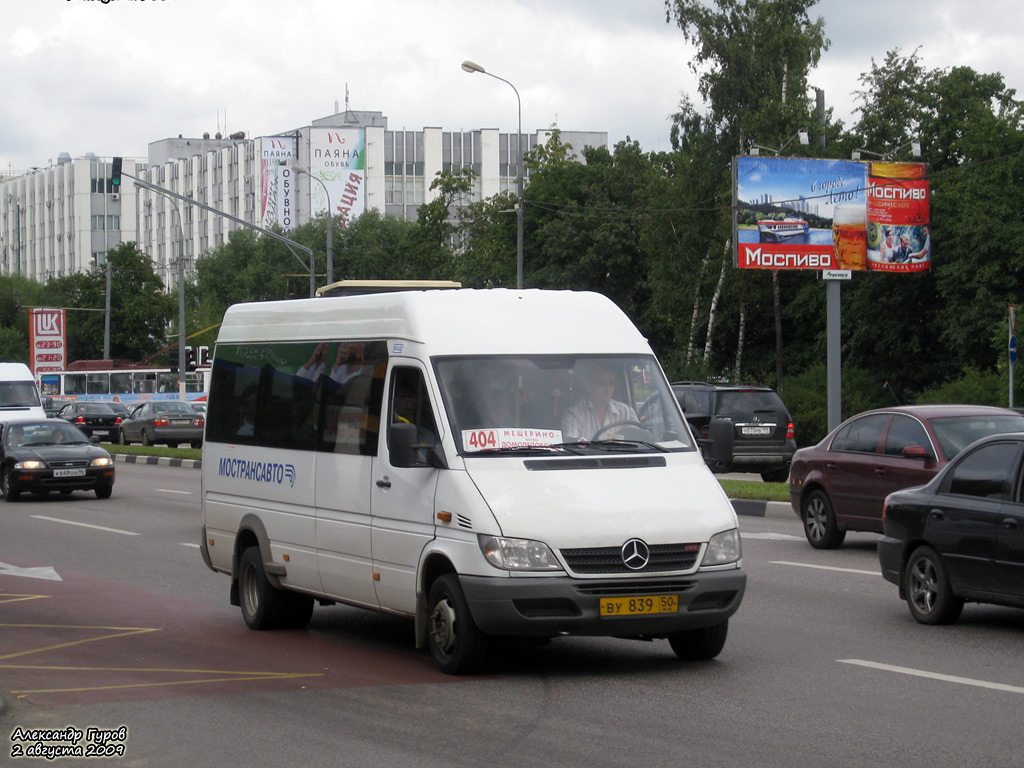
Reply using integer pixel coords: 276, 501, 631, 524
671, 382, 796, 482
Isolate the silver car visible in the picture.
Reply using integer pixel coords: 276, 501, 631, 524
117, 401, 204, 448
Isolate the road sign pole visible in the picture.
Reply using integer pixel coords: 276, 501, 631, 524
1011, 305, 1017, 408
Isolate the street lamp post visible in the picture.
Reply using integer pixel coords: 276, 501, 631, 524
461, 60, 524, 290
294, 165, 333, 286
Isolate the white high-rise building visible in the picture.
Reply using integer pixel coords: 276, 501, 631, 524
1, 109, 607, 288
0, 154, 140, 282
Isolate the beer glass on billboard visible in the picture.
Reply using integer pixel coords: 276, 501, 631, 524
832, 204, 867, 270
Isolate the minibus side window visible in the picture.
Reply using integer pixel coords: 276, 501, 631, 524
207, 340, 388, 454
318, 341, 388, 456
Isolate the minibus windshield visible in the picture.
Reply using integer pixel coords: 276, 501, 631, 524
435, 355, 695, 456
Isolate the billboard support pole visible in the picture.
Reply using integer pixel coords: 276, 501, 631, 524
826, 279, 842, 430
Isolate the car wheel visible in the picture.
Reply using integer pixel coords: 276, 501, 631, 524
761, 468, 790, 483
802, 489, 846, 549
191, 440, 202, 449
95, 486, 113, 500
904, 546, 964, 625
118, 429, 129, 445
2, 469, 20, 502
238, 546, 288, 630
427, 574, 487, 675
141, 430, 152, 447
668, 620, 729, 661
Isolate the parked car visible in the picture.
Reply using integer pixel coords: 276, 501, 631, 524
56, 401, 123, 441
671, 381, 796, 482
118, 401, 205, 448
0, 419, 115, 500
790, 404, 1024, 549
879, 432, 1024, 624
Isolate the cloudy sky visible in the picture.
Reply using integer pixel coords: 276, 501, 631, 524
2, 0, 1022, 174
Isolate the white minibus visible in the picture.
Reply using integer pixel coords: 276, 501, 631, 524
200, 289, 745, 673
0, 362, 47, 421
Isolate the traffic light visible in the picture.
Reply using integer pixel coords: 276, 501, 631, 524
185, 346, 197, 372
111, 157, 122, 189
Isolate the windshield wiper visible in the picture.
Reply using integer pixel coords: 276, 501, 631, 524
474, 444, 581, 455
577, 439, 664, 453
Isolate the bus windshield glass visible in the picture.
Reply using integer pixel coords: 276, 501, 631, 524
435, 355, 695, 455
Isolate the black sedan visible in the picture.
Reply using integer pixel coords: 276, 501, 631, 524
879, 432, 1024, 624
0, 419, 115, 500
56, 401, 123, 441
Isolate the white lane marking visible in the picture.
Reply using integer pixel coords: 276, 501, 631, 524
742, 532, 804, 541
840, 659, 1024, 695
772, 560, 880, 576
179, 543, 200, 549
32, 515, 139, 536
158, 489, 192, 495
0, 561, 63, 581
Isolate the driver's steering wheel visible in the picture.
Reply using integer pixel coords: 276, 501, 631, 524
591, 420, 655, 441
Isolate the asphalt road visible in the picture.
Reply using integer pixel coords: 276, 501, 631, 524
2, 462, 1023, 768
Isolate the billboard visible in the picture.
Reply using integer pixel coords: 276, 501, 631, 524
259, 136, 297, 230
29, 307, 67, 376
734, 156, 930, 273
309, 128, 366, 228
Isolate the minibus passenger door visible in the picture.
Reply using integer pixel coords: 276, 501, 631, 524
371, 365, 442, 613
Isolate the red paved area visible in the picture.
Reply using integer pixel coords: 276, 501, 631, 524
1, 559, 463, 706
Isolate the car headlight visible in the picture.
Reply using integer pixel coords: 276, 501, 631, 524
479, 535, 563, 571
701, 528, 741, 567
14, 460, 46, 470
90, 457, 113, 467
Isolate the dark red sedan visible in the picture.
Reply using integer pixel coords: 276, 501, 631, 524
789, 405, 1024, 548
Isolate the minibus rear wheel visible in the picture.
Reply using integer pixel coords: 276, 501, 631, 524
427, 575, 487, 675
239, 546, 288, 629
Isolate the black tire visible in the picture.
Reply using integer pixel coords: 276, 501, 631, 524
238, 546, 289, 630
190, 440, 202, 449
761, 468, 790, 483
668, 620, 729, 661
95, 486, 113, 500
904, 546, 964, 625
802, 489, 846, 549
118, 429, 129, 445
141, 430, 152, 447
283, 593, 315, 629
2, 469, 20, 502
427, 574, 487, 675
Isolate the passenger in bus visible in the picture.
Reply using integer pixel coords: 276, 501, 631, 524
236, 386, 259, 437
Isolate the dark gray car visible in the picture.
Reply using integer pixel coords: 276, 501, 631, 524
118, 400, 204, 448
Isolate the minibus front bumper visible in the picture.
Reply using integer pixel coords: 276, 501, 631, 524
459, 568, 746, 637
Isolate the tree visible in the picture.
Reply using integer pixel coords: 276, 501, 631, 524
663, 0, 830, 388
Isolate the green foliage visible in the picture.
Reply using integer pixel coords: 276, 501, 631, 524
915, 366, 1007, 406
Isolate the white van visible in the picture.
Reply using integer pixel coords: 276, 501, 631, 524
0, 363, 47, 421
200, 289, 745, 673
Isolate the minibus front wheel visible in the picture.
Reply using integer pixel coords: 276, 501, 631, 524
427, 575, 487, 675
668, 620, 728, 661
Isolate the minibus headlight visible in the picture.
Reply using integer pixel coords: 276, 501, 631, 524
701, 529, 741, 567
479, 535, 563, 571
14, 460, 46, 470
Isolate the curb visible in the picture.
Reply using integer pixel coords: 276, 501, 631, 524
114, 454, 202, 470
731, 499, 792, 520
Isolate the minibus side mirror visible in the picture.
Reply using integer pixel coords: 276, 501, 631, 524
389, 422, 447, 469
709, 417, 734, 464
